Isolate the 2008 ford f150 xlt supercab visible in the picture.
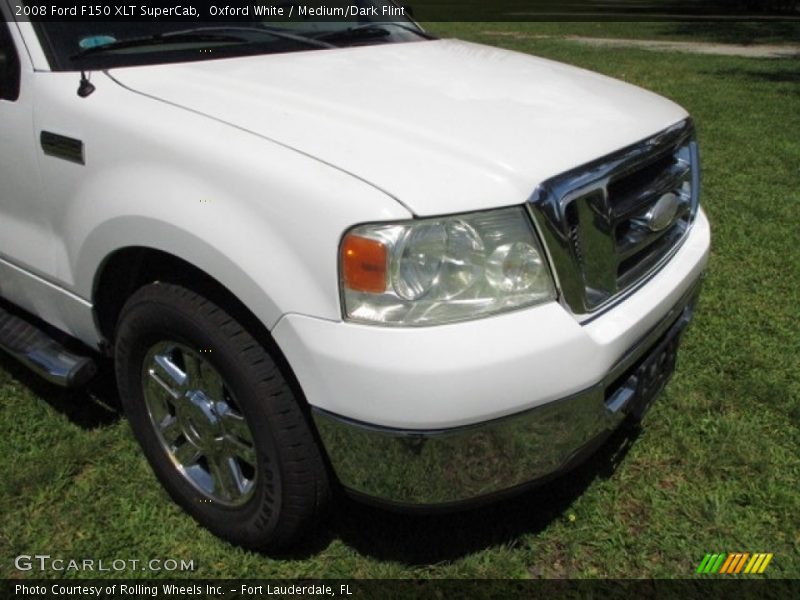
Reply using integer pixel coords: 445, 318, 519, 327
1, 3, 709, 549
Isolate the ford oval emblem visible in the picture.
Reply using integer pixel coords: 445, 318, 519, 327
645, 193, 679, 232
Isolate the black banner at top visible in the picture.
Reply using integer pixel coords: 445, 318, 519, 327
6, 0, 800, 23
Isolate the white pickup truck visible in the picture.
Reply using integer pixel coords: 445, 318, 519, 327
1, 4, 709, 549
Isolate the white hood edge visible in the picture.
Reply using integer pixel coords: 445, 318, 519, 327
109, 39, 688, 216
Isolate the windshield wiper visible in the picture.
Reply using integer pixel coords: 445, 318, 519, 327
168, 26, 337, 49
313, 22, 435, 43
70, 26, 334, 61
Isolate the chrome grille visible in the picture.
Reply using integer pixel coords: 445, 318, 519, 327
528, 119, 700, 316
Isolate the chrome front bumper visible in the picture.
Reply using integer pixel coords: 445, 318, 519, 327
313, 279, 702, 507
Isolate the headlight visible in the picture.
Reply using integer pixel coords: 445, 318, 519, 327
340, 207, 556, 326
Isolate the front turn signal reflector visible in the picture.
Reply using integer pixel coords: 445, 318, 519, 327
341, 234, 387, 293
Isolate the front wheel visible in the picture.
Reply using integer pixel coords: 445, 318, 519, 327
114, 282, 329, 550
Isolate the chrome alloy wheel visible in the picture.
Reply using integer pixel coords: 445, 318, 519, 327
142, 341, 258, 506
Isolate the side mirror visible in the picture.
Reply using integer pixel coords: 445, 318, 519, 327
0, 51, 8, 98
0, 49, 20, 101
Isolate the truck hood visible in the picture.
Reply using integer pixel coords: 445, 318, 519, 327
109, 39, 688, 216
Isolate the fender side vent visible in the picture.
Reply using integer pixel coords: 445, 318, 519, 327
40, 131, 85, 165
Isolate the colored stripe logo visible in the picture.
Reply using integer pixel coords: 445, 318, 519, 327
696, 553, 773, 574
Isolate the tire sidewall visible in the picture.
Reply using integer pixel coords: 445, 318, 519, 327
115, 285, 285, 547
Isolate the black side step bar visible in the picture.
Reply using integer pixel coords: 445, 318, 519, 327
0, 303, 97, 388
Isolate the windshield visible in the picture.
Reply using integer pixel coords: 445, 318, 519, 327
32, 1, 428, 71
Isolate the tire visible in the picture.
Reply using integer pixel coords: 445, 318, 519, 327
114, 282, 329, 550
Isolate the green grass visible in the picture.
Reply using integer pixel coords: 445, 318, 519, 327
2, 23, 799, 580
429, 21, 800, 45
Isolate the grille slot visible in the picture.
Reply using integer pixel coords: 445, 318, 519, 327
608, 148, 693, 286
528, 119, 699, 316
608, 156, 689, 219
607, 153, 676, 212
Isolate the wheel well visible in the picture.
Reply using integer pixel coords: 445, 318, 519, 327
93, 247, 340, 490
94, 248, 265, 353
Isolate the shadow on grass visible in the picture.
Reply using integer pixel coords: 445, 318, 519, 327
1, 350, 641, 564
664, 21, 800, 45
0, 350, 121, 429
323, 425, 641, 565
705, 61, 800, 93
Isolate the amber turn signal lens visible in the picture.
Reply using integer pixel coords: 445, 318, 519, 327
341, 234, 387, 293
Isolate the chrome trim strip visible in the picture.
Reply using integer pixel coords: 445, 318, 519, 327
314, 386, 622, 506
313, 277, 702, 505
0, 303, 97, 387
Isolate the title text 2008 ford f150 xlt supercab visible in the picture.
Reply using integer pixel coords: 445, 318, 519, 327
1, 3, 709, 549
